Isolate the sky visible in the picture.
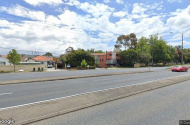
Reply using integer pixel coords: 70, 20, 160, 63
0, 0, 190, 56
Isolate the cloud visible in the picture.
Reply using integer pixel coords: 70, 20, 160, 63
0, 1, 174, 54
0, 19, 113, 55
75, 2, 115, 18
103, 0, 110, 3
167, 5, 190, 32
116, 0, 124, 4
167, 0, 182, 3
113, 11, 128, 18
132, 3, 147, 14
23, 0, 63, 6
0, 5, 46, 21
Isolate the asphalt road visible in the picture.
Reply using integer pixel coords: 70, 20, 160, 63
0, 67, 167, 81
30, 80, 190, 125
0, 69, 189, 109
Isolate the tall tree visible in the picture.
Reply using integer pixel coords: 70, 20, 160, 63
116, 33, 137, 50
116, 35, 130, 50
7, 49, 21, 72
129, 33, 137, 49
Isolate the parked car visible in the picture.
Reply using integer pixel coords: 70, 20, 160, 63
67, 64, 71, 69
171, 66, 188, 72
47, 64, 53, 68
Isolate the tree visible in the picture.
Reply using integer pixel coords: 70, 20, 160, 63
87, 49, 104, 53
184, 48, 190, 63
7, 49, 21, 72
66, 50, 95, 67
114, 44, 122, 52
136, 37, 150, 53
59, 55, 67, 68
119, 49, 138, 67
53, 57, 57, 62
174, 45, 186, 64
66, 47, 74, 53
129, 33, 137, 49
87, 48, 95, 53
138, 52, 151, 65
116, 33, 137, 50
44, 52, 53, 56
95, 50, 104, 53
148, 35, 174, 65
116, 35, 130, 50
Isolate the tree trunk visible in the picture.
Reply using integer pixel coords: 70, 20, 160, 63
14, 65, 15, 72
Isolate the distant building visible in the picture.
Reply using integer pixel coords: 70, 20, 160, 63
33, 55, 54, 66
91, 52, 120, 68
91, 53, 105, 64
0, 55, 10, 65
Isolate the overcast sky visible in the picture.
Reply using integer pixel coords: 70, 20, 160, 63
0, 0, 190, 55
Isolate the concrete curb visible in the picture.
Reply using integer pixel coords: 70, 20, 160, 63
0, 71, 151, 85
0, 73, 190, 125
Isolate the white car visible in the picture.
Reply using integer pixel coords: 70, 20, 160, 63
47, 64, 53, 68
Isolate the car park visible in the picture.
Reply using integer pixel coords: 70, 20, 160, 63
171, 66, 188, 72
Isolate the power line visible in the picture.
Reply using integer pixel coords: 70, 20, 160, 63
0, 47, 61, 55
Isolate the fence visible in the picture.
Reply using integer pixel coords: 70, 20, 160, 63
0, 65, 46, 72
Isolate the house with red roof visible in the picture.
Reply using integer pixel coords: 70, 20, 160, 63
32, 55, 54, 66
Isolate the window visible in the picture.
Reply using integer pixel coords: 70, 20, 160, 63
116, 54, 118, 56
109, 54, 112, 56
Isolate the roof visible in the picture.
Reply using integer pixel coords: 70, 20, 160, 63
33, 56, 53, 62
1, 55, 8, 58
91, 53, 105, 56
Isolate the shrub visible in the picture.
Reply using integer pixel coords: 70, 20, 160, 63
81, 59, 87, 67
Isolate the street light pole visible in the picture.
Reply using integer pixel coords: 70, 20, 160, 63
106, 51, 107, 69
181, 32, 183, 66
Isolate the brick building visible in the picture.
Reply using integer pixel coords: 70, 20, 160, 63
92, 52, 120, 68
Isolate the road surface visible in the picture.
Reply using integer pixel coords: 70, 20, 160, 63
0, 69, 189, 108
30, 80, 190, 125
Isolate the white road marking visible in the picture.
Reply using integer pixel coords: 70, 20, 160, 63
0, 73, 190, 110
0, 92, 13, 96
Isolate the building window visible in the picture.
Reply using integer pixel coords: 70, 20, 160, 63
102, 59, 104, 62
116, 54, 118, 56
109, 54, 112, 56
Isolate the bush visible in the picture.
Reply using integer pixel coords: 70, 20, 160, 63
81, 59, 87, 67
66, 50, 95, 67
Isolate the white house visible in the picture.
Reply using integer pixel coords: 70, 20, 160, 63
0, 55, 10, 65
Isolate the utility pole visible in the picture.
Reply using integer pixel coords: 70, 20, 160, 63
181, 33, 183, 66
106, 51, 107, 69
